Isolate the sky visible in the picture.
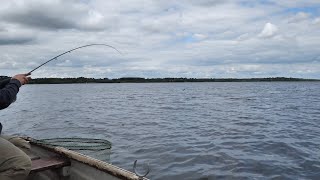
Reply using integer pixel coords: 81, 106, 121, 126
0, 0, 319, 79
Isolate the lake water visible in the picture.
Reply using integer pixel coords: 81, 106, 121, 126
1, 82, 319, 179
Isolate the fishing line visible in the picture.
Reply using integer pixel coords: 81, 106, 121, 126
28, 43, 122, 75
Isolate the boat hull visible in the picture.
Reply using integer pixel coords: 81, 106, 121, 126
25, 137, 148, 180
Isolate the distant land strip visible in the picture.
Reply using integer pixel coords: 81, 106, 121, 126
0, 76, 319, 84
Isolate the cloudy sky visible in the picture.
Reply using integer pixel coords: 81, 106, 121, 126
0, 0, 319, 79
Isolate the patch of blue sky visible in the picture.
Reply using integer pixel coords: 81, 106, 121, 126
239, 0, 320, 16
163, 32, 198, 47
179, 35, 197, 43
238, 0, 276, 8
284, 6, 320, 16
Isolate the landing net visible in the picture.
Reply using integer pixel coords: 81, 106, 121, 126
34, 138, 112, 151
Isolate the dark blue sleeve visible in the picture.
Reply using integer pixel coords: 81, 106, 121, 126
0, 78, 11, 89
0, 79, 21, 110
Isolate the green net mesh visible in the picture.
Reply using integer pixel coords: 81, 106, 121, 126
34, 138, 112, 151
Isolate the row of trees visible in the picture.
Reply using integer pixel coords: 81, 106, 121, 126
0, 76, 318, 84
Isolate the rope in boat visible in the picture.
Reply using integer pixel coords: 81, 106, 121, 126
34, 138, 112, 151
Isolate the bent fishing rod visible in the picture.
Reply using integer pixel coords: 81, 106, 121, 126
27, 43, 122, 75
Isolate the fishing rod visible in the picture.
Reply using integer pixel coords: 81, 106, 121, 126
27, 43, 122, 75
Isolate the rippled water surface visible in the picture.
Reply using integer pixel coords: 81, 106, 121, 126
1, 82, 320, 179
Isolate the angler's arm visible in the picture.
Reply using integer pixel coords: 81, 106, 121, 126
0, 79, 21, 110
0, 78, 11, 89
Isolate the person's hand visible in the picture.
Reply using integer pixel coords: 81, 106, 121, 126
12, 73, 32, 85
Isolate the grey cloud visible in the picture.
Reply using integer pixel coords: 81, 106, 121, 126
4, 11, 75, 30
0, 61, 21, 69
0, 1, 108, 31
0, 0, 319, 78
0, 36, 34, 45
0, 26, 36, 45
287, 12, 310, 23
188, 0, 231, 7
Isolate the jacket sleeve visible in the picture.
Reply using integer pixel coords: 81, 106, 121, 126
0, 78, 11, 89
0, 79, 21, 110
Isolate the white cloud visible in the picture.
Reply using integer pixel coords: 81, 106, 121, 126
258, 23, 278, 38
312, 17, 320, 25
193, 33, 207, 40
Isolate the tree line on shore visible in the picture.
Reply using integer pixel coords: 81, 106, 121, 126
0, 76, 318, 84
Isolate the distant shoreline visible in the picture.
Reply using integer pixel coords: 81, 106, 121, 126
1, 76, 319, 84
